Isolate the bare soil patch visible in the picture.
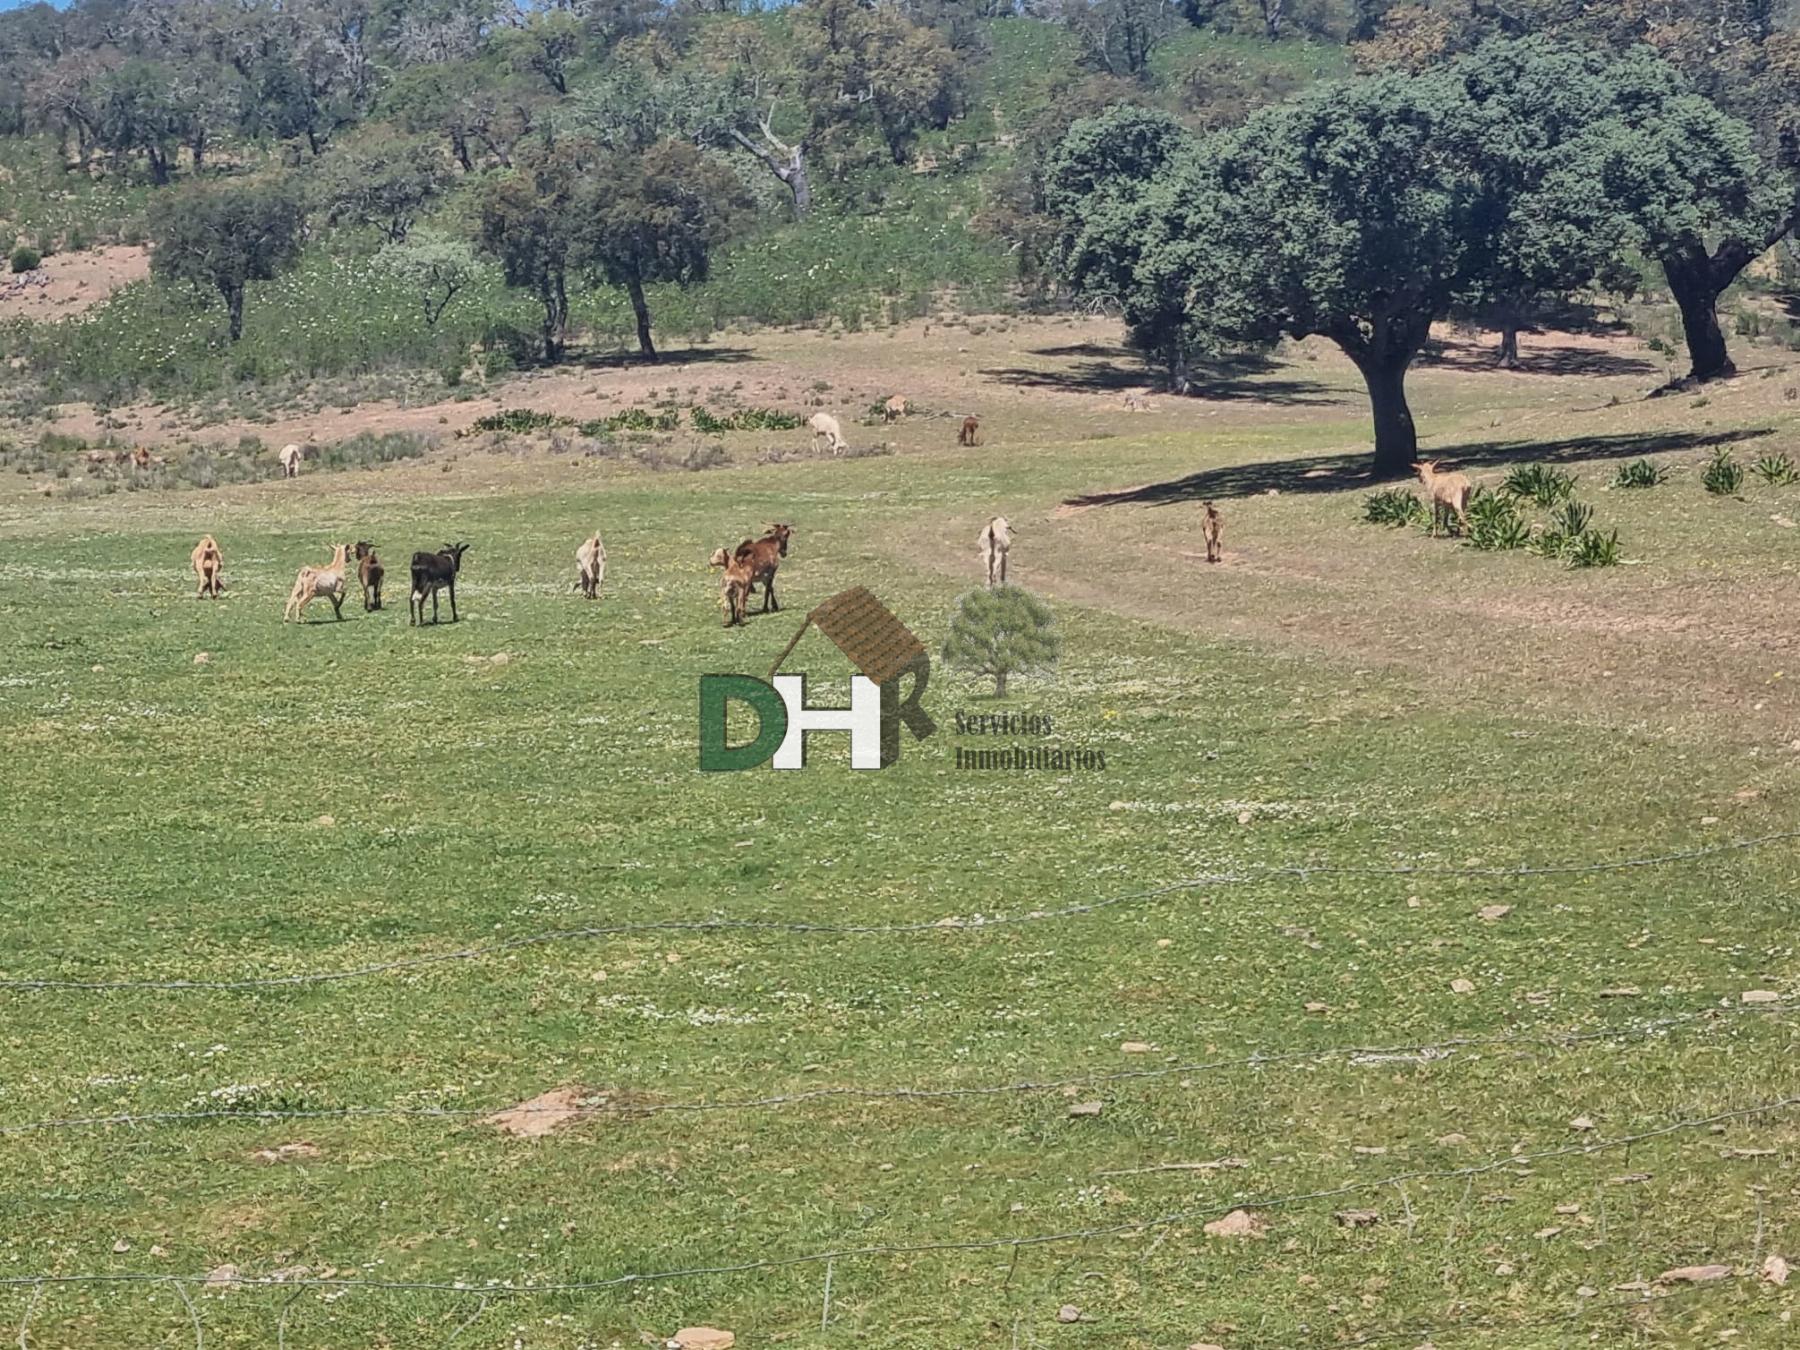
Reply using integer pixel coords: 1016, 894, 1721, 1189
0, 246, 150, 322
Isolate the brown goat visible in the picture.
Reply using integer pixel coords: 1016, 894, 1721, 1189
734, 523, 793, 615
958, 416, 981, 447
1201, 501, 1222, 564
190, 534, 225, 599
709, 546, 755, 627
1413, 460, 1472, 537
355, 541, 384, 611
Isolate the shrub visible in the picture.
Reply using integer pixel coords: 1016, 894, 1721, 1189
690, 407, 804, 434
1702, 449, 1745, 496
467, 409, 562, 435
1612, 459, 1667, 489
1464, 490, 1530, 551
1754, 453, 1800, 486
941, 585, 1061, 697
1500, 463, 1576, 507
1550, 499, 1593, 536
1363, 488, 1425, 528
1564, 528, 1622, 568
9, 246, 40, 274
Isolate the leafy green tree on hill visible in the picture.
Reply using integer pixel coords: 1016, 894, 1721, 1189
376, 231, 479, 330
474, 138, 590, 363
313, 130, 450, 242
941, 586, 1061, 699
149, 179, 305, 341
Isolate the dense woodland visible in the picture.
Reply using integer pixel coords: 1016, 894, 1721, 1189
0, 0, 1796, 466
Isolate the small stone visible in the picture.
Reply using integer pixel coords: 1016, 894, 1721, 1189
1236, 810, 1253, 825
489, 652, 511, 666
1701, 815, 1720, 825
1494, 1263, 1516, 1277
1436, 1133, 1467, 1146
1762, 1255, 1790, 1286
1450, 978, 1476, 995
1304, 1001, 1328, 1013
1334, 1209, 1381, 1228
1577, 1285, 1597, 1298
1156, 938, 1173, 948
1555, 1204, 1580, 1215
112, 1239, 130, 1254
1068, 1101, 1103, 1118
1203, 1209, 1267, 1239
1570, 1116, 1595, 1132
1120, 1041, 1153, 1054
1741, 990, 1782, 1005
878, 1162, 894, 1172
1057, 1305, 1081, 1323
204, 1264, 240, 1289
670, 1329, 735, 1350
150, 1246, 168, 1258
1534, 1227, 1562, 1240
193, 652, 210, 665
1477, 905, 1512, 921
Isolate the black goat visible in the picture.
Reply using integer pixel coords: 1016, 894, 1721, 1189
409, 542, 469, 626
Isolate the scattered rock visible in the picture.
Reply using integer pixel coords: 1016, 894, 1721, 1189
1494, 1262, 1516, 1277
1533, 1227, 1563, 1240
489, 652, 511, 666
1156, 938, 1173, 948
1067, 1101, 1103, 1119
1762, 1255, 1790, 1287
1334, 1210, 1381, 1228
1701, 815, 1721, 826
1609, 1173, 1652, 1184
483, 1087, 594, 1139
1120, 1041, 1153, 1054
1477, 905, 1512, 921
669, 1329, 735, 1350
1436, 1132, 1467, 1146
1236, 810, 1253, 825
1741, 990, 1783, 1005
1576, 1285, 1597, 1298
150, 1246, 168, 1258
250, 1141, 321, 1164
313, 815, 336, 828
1450, 978, 1476, 995
1570, 1116, 1595, 1133
112, 1239, 130, 1253
1598, 987, 1641, 998
193, 652, 210, 665
1203, 1209, 1267, 1240
1304, 1001, 1329, 1013
204, 1264, 241, 1289
1555, 1204, 1580, 1215
1658, 1264, 1732, 1285
1057, 1305, 1082, 1323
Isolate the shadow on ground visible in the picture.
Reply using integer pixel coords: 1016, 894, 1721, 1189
1418, 343, 1660, 378
1063, 427, 1776, 508
565, 346, 757, 371
983, 347, 1342, 405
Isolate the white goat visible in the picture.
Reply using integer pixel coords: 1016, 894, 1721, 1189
576, 531, 607, 600
809, 412, 848, 455
278, 444, 303, 478
978, 515, 1013, 586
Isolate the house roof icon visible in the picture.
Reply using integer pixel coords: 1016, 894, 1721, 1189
767, 587, 928, 684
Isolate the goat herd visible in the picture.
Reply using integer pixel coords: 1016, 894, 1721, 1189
185, 513, 1039, 631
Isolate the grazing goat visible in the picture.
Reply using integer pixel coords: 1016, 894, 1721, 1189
190, 534, 225, 599
978, 516, 1012, 586
709, 546, 755, 627
1201, 501, 1222, 564
883, 395, 908, 423
410, 542, 469, 626
282, 543, 351, 623
809, 412, 848, 455
1413, 460, 1472, 537
958, 416, 981, 447
355, 541, 385, 611
576, 531, 606, 600
278, 443, 303, 478
733, 523, 793, 615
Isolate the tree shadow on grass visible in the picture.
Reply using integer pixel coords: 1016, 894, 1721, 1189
983, 346, 1342, 405
565, 345, 758, 371
1063, 427, 1777, 509
1417, 343, 1660, 378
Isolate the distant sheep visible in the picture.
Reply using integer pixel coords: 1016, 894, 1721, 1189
283, 543, 350, 622
190, 534, 224, 599
978, 515, 1012, 586
1413, 460, 1472, 537
809, 412, 847, 455
576, 531, 606, 600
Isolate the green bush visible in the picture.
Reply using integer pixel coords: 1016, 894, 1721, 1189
1363, 488, 1426, 528
1464, 490, 1530, 551
1702, 449, 1745, 496
467, 409, 563, 435
1611, 459, 1667, 489
9, 246, 40, 274
1564, 528, 1622, 568
1754, 453, 1799, 486
1500, 463, 1576, 507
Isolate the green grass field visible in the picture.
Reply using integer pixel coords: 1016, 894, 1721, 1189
2, 324, 1799, 1348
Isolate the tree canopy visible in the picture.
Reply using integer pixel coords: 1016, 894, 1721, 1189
149, 178, 304, 341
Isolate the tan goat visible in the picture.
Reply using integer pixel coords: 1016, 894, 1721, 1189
1413, 460, 1472, 537
1201, 501, 1222, 564
978, 515, 1012, 586
883, 395, 908, 423
190, 534, 225, 599
576, 532, 607, 600
283, 543, 351, 622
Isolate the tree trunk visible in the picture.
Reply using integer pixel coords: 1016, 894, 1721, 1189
729, 128, 813, 221
223, 283, 245, 342
1352, 354, 1419, 477
539, 276, 567, 363
627, 274, 657, 362
190, 129, 205, 172
994, 669, 1006, 698
451, 131, 472, 173
1497, 321, 1520, 369
1663, 246, 1736, 382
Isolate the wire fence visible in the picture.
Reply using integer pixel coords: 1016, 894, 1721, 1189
4, 826, 1795, 993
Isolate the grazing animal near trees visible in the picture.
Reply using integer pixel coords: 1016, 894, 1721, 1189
883, 395, 908, 423
282, 543, 351, 622
410, 542, 470, 625
576, 532, 607, 600
958, 416, 981, 447
278, 443, 303, 478
1413, 459, 1473, 537
190, 535, 225, 599
709, 546, 755, 627
809, 412, 847, 454
978, 516, 1012, 586
734, 523, 793, 614
354, 541, 385, 611
1201, 501, 1223, 563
